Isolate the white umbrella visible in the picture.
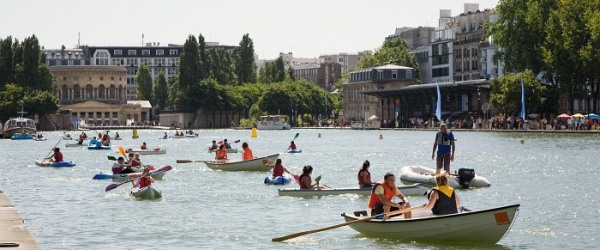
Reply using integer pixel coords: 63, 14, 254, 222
368, 115, 379, 121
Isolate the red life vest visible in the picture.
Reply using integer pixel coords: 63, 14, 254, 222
137, 176, 152, 188
358, 169, 371, 186
141, 145, 147, 150
368, 182, 396, 209
299, 174, 311, 189
290, 144, 297, 150
242, 148, 254, 161
273, 163, 284, 177
131, 159, 141, 167
216, 150, 227, 160
54, 152, 64, 162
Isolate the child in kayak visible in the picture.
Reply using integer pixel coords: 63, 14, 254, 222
134, 167, 155, 188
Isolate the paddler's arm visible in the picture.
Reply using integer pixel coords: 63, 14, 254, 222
376, 193, 400, 208
450, 137, 456, 161
432, 140, 437, 160
396, 189, 409, 204
424, 189, 438, 210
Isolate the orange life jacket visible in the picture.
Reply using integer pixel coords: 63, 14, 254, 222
242, 148, 254, 161
368, 182, 396, 209
137, 176, 152, 188
299, 174, 311, 189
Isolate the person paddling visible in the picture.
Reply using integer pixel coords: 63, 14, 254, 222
208, 140, 218, 150
112, 157, 126, 174
268, 159, 292, 177
358, 160, 373, 189
141, 142, 148, 150
368, 173, 412, 220
224, 139, 232, 149
299, 165, 330, 190
240, 142, 254, 161
45, 147, 63, 163
215, 144, 228, 161
115, 132, 120, 139
424, 174, 462, 215
287, 141, 297, 150
133, 167, 155, 188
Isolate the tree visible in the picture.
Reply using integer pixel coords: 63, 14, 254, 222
209, 48, 235, 84
287, 67, 295, 81
135, 64, 153, 102
0, 36, 14, 86
490, 72, 547, 116
235, 34, 257, 84
258, 56, 286, 84
198, 34, 209, 80
179, 35, 201, 90
358, 38, 419, 74
154, 70, 168, 109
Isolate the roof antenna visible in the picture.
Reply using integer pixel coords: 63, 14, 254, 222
142, 33, 145, 46
77, 32, 80, 49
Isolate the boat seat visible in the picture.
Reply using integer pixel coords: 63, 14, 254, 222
353, 210, 368, 217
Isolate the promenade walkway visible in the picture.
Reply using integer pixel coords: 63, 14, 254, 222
0, 188, 39, 249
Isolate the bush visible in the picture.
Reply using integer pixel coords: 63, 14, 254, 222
239, 118, 256, 128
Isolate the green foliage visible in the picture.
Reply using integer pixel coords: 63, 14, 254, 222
259, 56, 286, 84
287, 67, 295, 81
358, 38, 419, 75
0, 83, 58, 122
179, 35, 202, 90
154, 70, 168, 109
490, 72, 547, 115
209, 48, 235, 84
234, 34, 257, 84
0, 36, 14, 86
135, 64, 153, 102
239, 118, 256, 128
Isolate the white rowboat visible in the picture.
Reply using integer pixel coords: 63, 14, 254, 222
204, 154, 279, 172
208, 148, 238, 153
278, 184, 428, 197
127, 148, 167, 155
341, 204, 520, 244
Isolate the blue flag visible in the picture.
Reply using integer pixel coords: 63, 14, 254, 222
436, 83, 442, 121
520, 75, 526, 120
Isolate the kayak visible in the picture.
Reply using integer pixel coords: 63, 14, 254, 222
208, 148, 238, 153
65, 142, 86, 147
87, 140, 111, 150
130, 186, 162, 200
399, 166, 491, 189
92, 167, 167, 181
184, 134, 198, 138
204, 154, 279, 172
264, 175, 291, 185
172, 135, 185, 139
126, 148, 167, 155
35, 160, 76, 167
11, 133, 33, 140
62, 134, 73, 140
34, 137, 47, 141
286, 149, 302, 153
113, 138, 123, 140
278, 184, 428, 197
341, 204, 520, 244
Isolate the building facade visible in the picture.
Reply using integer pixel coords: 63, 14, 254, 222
49, 65, 151, 127
45, 47, 89, 66
386, 26, 435, 50
453, 5, 495, 81
293, 63, 342, 91
342, 65, 418, 125
319, 51, 371, 72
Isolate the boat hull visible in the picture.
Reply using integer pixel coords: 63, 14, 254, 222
278, 184, 428, 197
10, 133, 34, 140
35, 160, 76, 167
92, 170, 166, 181
128, 148, 167, 155
264, 175, 291, 185
130, 186, 162, 200
342, 204, 520, 245
399, 166, 491, 188
208, 148, 238, 153
65, 143, 86, 147
87, 141, 111, 150
204, 154, 279, 171
286, 149, 303, 153
4, 129, 36, 139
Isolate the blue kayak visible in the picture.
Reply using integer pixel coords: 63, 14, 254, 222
11, 133, 33, 140
35, 160, 76, 167
264, 175, 291, 185
286, 149, 303, 154
88, 141, 111, 150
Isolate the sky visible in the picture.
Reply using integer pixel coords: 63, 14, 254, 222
0, 0, 498, 60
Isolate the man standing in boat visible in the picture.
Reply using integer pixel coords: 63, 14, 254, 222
432, 124, 455, 175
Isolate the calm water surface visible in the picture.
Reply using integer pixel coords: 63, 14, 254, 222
0, 129, 598, 249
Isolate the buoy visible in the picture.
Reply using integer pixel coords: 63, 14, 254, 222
379, 134, 383, 140
318, 133, 321, 138
520, 139, 525, 144
132, 129, 139, 139
251, 128, 258, 138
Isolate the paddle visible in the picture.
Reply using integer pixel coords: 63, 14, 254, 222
42, 138, 63, 163
263, 158, 300, 183
284, 133, 300, 153
176, 159, 210, 163
217, 139, 240, 145
271, 205, 426, 242
104, 166, 173, 191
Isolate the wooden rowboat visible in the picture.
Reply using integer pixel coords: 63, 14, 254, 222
341, 204, 520, 244
278, 184, 428, 197
204, 154, 279, 172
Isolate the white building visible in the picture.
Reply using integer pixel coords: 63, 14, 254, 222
319, 51, 371, 72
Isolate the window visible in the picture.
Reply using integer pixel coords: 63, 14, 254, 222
377, 70, 383, 79
156, 50, 164, 56
391, 70, 397, 79
126, 58, 137, 66
114, 50, 122, 56
142, 50, 150, 56
406, 70, 413, 79
111, 76, 114, 81
128, 50, 137, 55
63, 76, 67, 81
100, 76, 104, 81
169, 50, 178, 56
155, 58, 165, 66
95, 50, 109, 65
140, 58, 148, 65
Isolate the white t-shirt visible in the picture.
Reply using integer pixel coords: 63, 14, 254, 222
374, 185, 401, 196
112, 162, 123, 170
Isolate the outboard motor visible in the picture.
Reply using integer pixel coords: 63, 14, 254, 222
457, 168, 475, 189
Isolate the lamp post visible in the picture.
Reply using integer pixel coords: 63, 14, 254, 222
587, 84, 592, 114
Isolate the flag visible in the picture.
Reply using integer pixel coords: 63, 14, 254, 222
520, 75, 526, 120
435, 83, 442, 121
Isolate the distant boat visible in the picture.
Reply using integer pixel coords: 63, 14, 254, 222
256, 115, 291, 130
3, 108, 36, 139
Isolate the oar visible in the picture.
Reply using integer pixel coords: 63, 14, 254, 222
272, 205, 426, 242
42, 138, 63, 163
104, 166, 172, 191
176, 159, 210, 163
